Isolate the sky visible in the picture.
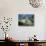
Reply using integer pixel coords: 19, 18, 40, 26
18, 14, 34, 20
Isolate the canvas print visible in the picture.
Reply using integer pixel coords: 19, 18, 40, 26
18, 14, 34, 26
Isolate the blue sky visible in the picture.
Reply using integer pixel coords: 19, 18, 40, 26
18, 14, 34, 20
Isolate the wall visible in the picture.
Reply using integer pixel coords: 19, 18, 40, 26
44, 15, 46, 40
0, 0, 46, 40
